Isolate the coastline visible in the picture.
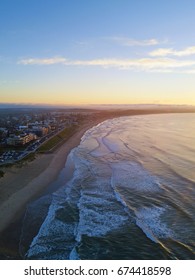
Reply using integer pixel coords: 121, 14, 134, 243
1, 109, 195, 259
0, 117, 107, 259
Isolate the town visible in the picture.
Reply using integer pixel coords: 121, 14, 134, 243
0, 108, 93, 166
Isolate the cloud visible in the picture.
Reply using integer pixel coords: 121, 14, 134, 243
79, 57, 195, 70
150, 46, 195, 57
75, 36, 161, 47
18, 56, 195, 73
149, 48, 174, 57
19, 57, 67, 65
111, 37, 160, 46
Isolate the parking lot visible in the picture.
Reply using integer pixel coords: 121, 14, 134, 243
0, 140, 40, 165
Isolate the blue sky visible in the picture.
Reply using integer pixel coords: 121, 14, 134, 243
1, 0, 195, 105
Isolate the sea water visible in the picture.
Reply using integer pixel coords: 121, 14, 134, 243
23, 113, 195, 259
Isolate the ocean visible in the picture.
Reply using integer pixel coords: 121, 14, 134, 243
20, 113, 195, 260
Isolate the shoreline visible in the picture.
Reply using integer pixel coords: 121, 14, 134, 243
1, 109, 195, 259
0, 117, 110, 259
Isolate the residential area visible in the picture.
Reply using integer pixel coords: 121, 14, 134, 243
0, 108, 92, 165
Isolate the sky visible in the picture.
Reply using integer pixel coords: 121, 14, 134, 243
1, 0, 195, 106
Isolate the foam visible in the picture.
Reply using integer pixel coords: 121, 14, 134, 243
75, 188, 129, 242
102, 136, 120, 153
26, 181, 79, 259
111, 161, 161, 192
80, 120, 112, 143
75, 208, 128, 242
135, 206, 175, 242
27, 207, 77, 259
90, 137, 111, 157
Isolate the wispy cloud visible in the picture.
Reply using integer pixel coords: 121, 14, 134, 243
19, 57, 67, 65
18, 56, 195, 73
150, 46, 195, 57
110, 37, 160, 47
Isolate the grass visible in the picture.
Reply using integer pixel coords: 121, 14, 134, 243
20, 152, 36, 162
38, 125, 77, 153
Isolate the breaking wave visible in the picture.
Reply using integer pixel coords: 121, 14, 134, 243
24, 113, 195, 260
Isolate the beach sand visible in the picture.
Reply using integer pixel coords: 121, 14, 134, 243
0, 118, 107, 259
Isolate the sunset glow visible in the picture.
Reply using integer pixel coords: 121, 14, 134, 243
1, 0, 195, 106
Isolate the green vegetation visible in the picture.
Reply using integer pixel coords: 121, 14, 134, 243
38, 125, 78, 153
21, 152, 36, 162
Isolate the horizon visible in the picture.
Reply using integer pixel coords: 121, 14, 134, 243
1, 1, 195, 105
0, 102, 195, 110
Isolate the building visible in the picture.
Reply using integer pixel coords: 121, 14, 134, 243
30, 125, 50, 137
7, 133, 37, 146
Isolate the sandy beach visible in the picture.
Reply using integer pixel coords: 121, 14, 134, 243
0, 117, 109, 258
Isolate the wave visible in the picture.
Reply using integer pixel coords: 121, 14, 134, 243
26, 113, 195, 259
135, 206, 175, 242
